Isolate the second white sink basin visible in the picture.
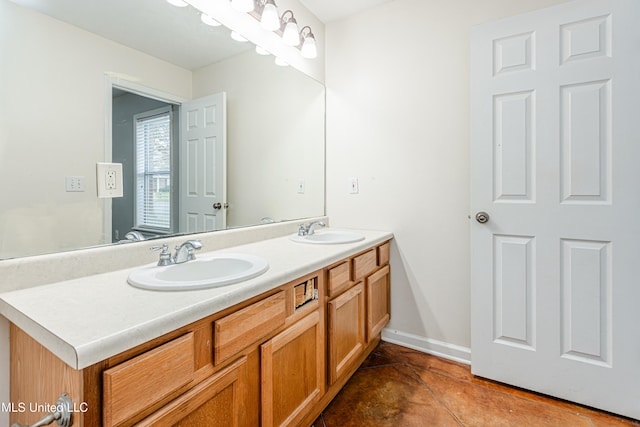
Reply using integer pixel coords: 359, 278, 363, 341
128, 253, 269, 291
289, 230, 365, 245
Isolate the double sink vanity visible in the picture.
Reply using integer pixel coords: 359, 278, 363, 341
1, 223, 392, 426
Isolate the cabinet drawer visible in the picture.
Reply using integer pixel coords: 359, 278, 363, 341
378, 242, 390, 266
103, 333, 195, 427
136, 356, 248, 426
214, 291, 286, 364
353, 249, 377, 281
327, 261, 351, 297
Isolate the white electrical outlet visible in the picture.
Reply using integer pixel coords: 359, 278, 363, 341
349, 177, 359, 194
297, 179, 305, 194
106, 170, 117, 190
65, 176, 85, 192
96, 163, 123, 198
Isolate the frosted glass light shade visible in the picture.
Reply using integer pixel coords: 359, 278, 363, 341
201, 14, 221, 26
261, 2, 280, 31
301, 35, 317, 58
231, 31, 248, 42
231, 0, 254, 12
282, 20, 300, 46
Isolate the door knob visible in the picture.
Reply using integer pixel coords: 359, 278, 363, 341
212, 202, 222, 210
475, 212, 490, 224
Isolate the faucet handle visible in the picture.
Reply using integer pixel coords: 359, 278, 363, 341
151, 244, 174, 266
151, 243, 169, 253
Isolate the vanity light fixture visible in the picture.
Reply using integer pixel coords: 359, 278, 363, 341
166, 0, 188, 7
299, 26, 317, 59
231, 31, 248, 42
201, 13, 221, 26
274, 56, 289, 66
256, 46, 271, 55
259, 0, 280, 31
280, 10, 300, 46
231, 0, 254, 13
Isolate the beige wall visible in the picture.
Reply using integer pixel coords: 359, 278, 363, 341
0, 0, 192, 259
192, 51, 325, 227
325, 0, 570, 355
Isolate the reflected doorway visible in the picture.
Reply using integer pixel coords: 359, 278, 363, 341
111, 88, 179, 242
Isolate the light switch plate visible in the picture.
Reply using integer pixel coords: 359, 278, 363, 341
96, 163, 123, 198
349, 177, 359, 194
65, 176, 85, 192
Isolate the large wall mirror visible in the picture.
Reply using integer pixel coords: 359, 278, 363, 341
0, 0, 325, 260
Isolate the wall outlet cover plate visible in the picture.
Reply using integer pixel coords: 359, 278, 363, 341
96, 162, 124, 198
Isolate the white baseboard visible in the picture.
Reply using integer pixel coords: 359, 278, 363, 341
381, 328, 471, 365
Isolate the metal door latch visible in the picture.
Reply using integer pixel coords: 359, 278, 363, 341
11, 393, 73, 427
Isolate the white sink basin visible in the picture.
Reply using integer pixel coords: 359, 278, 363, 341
289, 230, 365, 245
128, 253, 269, 291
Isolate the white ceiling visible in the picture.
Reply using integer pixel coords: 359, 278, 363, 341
300, 0, 394, 23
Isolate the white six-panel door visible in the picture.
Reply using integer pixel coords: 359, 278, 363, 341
470, 0, 640, 419
179, 92, 227, 233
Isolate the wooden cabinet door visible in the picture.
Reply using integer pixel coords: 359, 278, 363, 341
135, 356, 248, 427
261, 311, 324, 427
327, 282, 365, 385
366, 265, 390, 340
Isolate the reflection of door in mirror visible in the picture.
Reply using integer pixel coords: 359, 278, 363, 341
112, 89, 179, 242
179, 93, 227, 233
110, 88, 228, 242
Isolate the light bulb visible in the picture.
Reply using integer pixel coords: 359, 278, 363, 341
256, 46, 270, 55
282, 20, 300, 46
260, 1, 280, 31
231, 0, 254, 13
201, 14, 221, 27
166, 0, 188, 7
230, 31, 248, 42
301, 34, 317, 59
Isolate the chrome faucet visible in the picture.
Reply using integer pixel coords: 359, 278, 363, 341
174, 240, 203, 264
298, 221, 326, 236
151, 240, 202, 266
124, 230, 145, 241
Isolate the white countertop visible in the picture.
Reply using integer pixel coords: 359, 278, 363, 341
0, 229, 392, 370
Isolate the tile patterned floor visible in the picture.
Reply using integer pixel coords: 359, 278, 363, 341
313, 341, 640, 427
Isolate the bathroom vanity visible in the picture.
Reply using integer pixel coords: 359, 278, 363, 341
2, 230, 392, 426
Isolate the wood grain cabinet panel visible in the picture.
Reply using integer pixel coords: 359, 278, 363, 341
327, 282, 365, 385
327, 261, 351, 297
353, 249, 377, 281
366, 265, 391, 340
135, 356, 248, 427
261, 311, 324, 427
103, 333, 195, 427
378, 242, 390, 266
214, 291, 286, 365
